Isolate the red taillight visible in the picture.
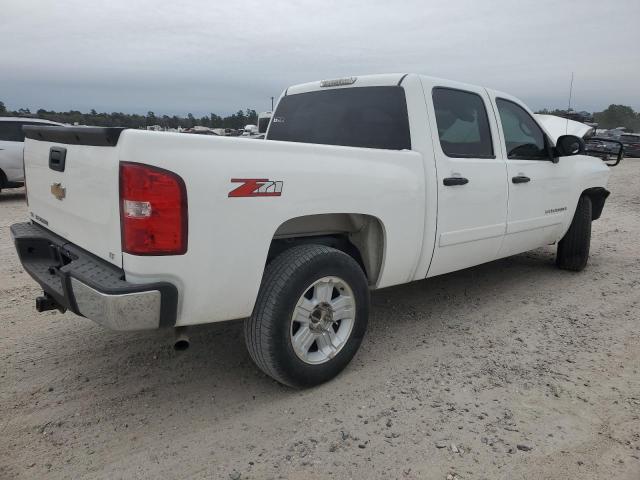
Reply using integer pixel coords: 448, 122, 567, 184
119, 162, 188, 255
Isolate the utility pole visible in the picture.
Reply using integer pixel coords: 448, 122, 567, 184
271, 96, 274, 111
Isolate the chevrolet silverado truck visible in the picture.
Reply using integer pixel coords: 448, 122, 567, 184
11, 74, 611, 387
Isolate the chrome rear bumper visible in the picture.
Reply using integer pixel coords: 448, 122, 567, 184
11, 222, 177, 331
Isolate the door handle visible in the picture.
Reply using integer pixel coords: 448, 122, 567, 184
512, 175, 530, 184
443, 177, 469, 186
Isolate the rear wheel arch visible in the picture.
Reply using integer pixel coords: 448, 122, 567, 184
266, 213, 386, 286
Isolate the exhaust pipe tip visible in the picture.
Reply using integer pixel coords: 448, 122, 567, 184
174, 337, 190, 351
173, 327, 190, 351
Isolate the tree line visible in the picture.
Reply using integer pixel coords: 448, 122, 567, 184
0, 101, 258, 130
536, 104, 640, 132
1, 100, 638, 133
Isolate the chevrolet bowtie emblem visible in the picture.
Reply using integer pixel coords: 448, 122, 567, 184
51, 182, 66, 200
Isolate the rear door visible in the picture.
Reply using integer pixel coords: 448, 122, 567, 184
488, 94, 574, 257
23, 127, 124, 267
421, 79, 509, 277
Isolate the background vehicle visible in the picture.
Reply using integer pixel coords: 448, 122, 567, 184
257, 111, 272, 135
12, 74, 611, 387
619, 133, 640, 157
241, 124, 259, 137
534, 114, 595, 141
585, 137, 625, 165
0, 117, 63, 192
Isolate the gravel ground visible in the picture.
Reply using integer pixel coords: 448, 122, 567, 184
1, 161, 639, 480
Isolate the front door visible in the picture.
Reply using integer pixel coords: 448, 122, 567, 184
489, 95, 574, 257
422, 80, 509, 277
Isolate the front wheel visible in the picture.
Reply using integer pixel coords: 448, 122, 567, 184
556, 195, 592, 271
245, 245, 369, 388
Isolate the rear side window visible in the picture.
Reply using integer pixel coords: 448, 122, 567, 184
268, 86, 411, 150
496, 99, 548, 160
432, 87, 494, 158
0, 122, 26, 142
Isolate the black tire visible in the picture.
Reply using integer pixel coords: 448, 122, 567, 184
245, 244, 369, 388
556, 195, 592, 271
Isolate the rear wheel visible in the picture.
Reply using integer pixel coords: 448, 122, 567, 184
245, 245, 369, 388
556, 195, 592, 271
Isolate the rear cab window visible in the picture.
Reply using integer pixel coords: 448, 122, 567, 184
267, 86, 411, 150
432, 87, 494, 158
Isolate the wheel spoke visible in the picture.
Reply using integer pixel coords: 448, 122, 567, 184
293, 298, 315, 324
330, 295, 354, 320
317, 330, 339, 359
292, 325, 316, 355
313, 280, 334, 303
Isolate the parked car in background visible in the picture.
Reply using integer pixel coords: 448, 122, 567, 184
241, 124, 259, 136
184, 126, 219, 136
585, 137, 625, 166
619, 133, 640, 157
0, 117, 63, 192
534, 114, 595, 142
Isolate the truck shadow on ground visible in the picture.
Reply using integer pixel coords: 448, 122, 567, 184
60, 245, 569, 416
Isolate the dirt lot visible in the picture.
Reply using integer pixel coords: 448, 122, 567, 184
1, 162, 639, 480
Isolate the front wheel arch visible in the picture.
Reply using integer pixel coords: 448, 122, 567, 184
581, 187, 610, 220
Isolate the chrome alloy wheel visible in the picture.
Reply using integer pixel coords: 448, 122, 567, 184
290, 276, 356, 365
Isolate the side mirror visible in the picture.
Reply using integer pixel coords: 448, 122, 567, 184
555, 135, 586, 157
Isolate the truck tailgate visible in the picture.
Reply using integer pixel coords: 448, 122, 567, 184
23, 126, 125, 267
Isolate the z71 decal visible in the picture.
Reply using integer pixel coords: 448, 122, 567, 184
228, 178, 283, 197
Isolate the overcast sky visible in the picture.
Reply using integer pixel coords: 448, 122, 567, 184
2, 0, 639, 116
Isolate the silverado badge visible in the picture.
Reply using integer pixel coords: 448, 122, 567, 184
51, 182, 66, 201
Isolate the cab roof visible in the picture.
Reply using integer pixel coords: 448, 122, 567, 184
285, 73, 510, 99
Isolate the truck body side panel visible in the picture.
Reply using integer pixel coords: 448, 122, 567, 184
117, 130, 425, 326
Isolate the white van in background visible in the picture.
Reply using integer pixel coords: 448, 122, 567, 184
0, 117, 63, 192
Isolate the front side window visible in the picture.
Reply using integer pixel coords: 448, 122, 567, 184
0, 122, 25, 142
267, 86, 411, 150
432, 87, 494, 158
496, 99, 548, 160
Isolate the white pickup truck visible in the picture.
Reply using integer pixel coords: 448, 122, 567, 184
12, 74, 611, 387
